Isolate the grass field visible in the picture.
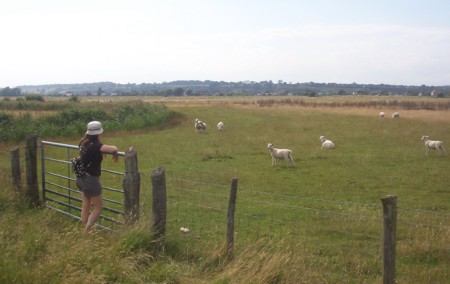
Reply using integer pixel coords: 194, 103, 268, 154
0, 96, 449, 283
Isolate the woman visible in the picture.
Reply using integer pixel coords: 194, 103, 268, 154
76, 121, 119, 231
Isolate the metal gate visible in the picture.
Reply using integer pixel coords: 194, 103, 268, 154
40, 140, 126, 230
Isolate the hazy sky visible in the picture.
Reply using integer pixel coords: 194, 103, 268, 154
1, 0, 450, 87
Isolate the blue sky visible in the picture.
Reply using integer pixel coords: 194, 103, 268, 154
1, 0, 449, 87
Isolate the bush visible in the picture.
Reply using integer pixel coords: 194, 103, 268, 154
0, 102, 174, 142
25, 94, 45, 102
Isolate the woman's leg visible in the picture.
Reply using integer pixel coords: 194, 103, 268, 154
81, 192, 92, 225
85, 194, 103, 230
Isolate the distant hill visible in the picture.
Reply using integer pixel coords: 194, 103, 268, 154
5, 80, 450, 97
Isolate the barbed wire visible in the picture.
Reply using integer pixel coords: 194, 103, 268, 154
166, 176, 449, 241
397, 220, 450, 229
169, 177, 230, 189
397, 207, 450, 216
166, 175, 449, 218
235, 225, 382, 258
240, 186, 383, 208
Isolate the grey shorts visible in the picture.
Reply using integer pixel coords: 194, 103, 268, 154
76, 175, 102, 197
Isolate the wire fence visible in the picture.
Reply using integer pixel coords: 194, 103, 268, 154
154, 172, 449, 280
3, 146, 448, 281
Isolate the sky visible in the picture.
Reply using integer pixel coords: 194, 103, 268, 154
1, 0, 450, 87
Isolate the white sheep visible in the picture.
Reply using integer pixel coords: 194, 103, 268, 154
392, 112, 400, 119
217, 121, 224, 132
194, 118, 207, 133
267, 143, 295, 167
379, 112, 386, 118
421, 136, 447, 156
319, 136, 335, 149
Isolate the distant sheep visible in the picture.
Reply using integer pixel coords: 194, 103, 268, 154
379, 112, 386, 118
319, 136, 336, 149
267, 143, 295, 167
217, 121, 224, 132
392, 112, 400, 119
195, 119, 207, 133
421, 136, 447, 156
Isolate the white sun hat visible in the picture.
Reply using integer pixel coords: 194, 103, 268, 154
86, 121, 104, 135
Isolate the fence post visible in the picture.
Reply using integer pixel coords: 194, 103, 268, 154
227, 178, 238, 257
151, 167, 166, 242
381, 195, 397, 284
25, 135, 40, 207
11, 146, 22, 192
122, 147, 140, 224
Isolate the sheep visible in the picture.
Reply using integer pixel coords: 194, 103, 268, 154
319, 136, 335, 149
379, 112, 386, 118
267, 143, 295, 167
217, 121, 224, 132
421, 136, 447, 156
194, 118, 207, 133
392, 112, 400, 119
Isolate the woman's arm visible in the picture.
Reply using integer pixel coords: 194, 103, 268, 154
100, 144, 118, 154
101, 144, 119, 162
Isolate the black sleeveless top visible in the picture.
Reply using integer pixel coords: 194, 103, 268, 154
80, 141, 103, 177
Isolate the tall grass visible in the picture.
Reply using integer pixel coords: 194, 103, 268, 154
0, 100, 174, 142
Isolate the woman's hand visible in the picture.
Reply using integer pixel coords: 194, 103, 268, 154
112, 152, 119, 163
101, 145, 119, 162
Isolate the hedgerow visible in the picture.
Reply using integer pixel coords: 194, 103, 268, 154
0, 101, 174, 143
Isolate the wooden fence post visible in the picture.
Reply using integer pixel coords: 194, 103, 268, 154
122, 147, 140, 224
227, 178, 238, 257
11, 146, 22, 192
381, 195, 397, 284
151, 167, 167, 242
25, 135, 40, 207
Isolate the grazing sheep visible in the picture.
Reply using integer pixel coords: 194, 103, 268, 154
319, 136, 336, 149
421, 136, 447, 156
392, 112, 400, 119
379, 112, 386, 118
195, 118, 207, 133
217, 121, 224, 132
267, 143, 295, 167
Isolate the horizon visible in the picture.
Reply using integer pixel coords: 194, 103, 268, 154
1, 0, 450, 88
11, 79, 450, 88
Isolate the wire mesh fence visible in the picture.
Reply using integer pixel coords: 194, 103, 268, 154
151, 171, 448, 279
5, 143, 448, 280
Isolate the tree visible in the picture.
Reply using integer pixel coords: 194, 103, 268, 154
164, 89, 174, 96
174, 87, 184, 96
97, 87, 103, 96
0, 87, 21, 96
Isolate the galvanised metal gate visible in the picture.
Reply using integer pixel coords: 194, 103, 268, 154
40, 141, 126, 230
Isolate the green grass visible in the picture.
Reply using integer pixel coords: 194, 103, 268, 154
0, 98, 449, 283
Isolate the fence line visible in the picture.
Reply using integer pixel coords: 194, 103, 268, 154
7, 141, 448, 283
397, 207, 450, 216
164, 175, 447, 282
166, 176, 449, 226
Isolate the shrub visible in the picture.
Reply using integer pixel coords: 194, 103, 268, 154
25, 94, 45, 102
0, 102, 174, 142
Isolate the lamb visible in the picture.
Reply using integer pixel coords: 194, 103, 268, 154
217, 121, 224, 132
392, 112, 400, 119
319, 136, 335, 149
421, 136, 447, 156
194, 118, 207, 133
379, 112, 386, 118
267, 143, 295, 167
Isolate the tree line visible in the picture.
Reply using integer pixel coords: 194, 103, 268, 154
3, 80, 450, 97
